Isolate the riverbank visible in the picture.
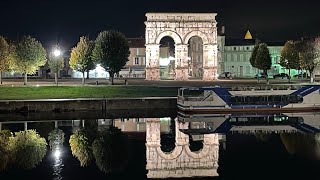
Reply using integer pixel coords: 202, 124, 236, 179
0, 86, 178, 100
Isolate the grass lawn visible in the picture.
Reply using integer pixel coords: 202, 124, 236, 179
0, 86, 178, 100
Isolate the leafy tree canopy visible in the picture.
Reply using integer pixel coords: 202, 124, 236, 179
255, 43, 272, 72
13, 36, 47, 74
92, 30, 130, 83
280, 40, 300, 69
69, 36, 95, 73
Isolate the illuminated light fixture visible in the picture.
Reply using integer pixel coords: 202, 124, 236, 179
54, 149, 61, 158
53, 49, 61, 57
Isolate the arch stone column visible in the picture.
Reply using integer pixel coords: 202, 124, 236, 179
145, 44, 160, 80
203, 44, 218, 80
175, 44, 189, 81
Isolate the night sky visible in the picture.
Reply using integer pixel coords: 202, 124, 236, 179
1, 0, 320, 50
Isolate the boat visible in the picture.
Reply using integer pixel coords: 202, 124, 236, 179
177, 112, 320, 134
177, 85, 320, 113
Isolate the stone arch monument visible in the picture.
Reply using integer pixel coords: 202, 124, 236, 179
145, 13, 218, 81
146, 118, 219, 178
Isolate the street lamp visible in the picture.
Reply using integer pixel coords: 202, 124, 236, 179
52, 47, 62, 86
53, 49, 61, 57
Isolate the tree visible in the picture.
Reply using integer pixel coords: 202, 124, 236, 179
0, 36, 11, 85
280, 41, 300, 82
69, 36, 95, 85
249, 44, 259, 69
92, 30, 130, 85
255, 43, 272, 75
13, 36, 46, 85
297, 38, 320, 83
48, 46, 64, 86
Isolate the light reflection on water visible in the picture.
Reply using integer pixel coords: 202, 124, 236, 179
52, 154, 63, 180
1, 111, 320, 179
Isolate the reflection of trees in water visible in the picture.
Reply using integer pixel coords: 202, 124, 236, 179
0, 130, 47, 170
92, 127, 129, 174
69, 129, 94, 167
69, 120, 129, 174
48, 128, 65, 150
281, 133, 320, 159
69, 120, 99, 167
0, 130, 12, 171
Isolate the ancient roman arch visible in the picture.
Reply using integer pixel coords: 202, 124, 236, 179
146, 118, 219, 178
145, 13, 218, 81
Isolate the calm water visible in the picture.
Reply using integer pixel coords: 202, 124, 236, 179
1, 110, 320, 179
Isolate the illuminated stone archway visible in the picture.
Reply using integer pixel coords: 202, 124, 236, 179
145, 13, 218, 81
146, 118, 219, 178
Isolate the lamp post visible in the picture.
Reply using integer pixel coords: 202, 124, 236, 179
53, 48, 61, 86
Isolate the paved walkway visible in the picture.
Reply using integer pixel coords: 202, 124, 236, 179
0, 78, 318, 87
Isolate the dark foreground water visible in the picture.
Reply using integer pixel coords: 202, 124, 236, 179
1, 111, 320, 179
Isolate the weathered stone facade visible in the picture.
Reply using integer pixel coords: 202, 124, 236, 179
146, 118, 219, 178
145, 13, 218, 81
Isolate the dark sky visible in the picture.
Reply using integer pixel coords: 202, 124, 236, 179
1, 0, 320, 50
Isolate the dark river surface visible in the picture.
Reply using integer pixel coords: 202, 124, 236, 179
1, 109, 320, 179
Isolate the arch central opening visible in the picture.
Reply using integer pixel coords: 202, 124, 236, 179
188, 36, 204, 79
159, 36, 175, 80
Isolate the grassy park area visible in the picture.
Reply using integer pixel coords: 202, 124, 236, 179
0, 86, 178, 100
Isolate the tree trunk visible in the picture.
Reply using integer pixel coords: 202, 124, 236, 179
288, 68, 291, 83
24, 73, 27, 85
87, 70, 89, 79
110, 72, 114, 85
82, 72, 85, 85
310, 72, 314, 83
55, 73, 58, 86
0, 71, 2, 85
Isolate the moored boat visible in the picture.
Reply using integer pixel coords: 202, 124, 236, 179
177, 85, 320, 113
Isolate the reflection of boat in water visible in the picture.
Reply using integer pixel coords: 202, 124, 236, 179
177, 85, 320, 113
178, 112, 320, 134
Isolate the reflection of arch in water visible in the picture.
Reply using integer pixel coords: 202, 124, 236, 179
146, 118, 219, 178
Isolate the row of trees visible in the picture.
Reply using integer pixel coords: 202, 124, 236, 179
250, 37, 320, 83
0, 30, 130, 85
0, 36, 48, 85
280, 38, 320, 82
69, 30, 130, 85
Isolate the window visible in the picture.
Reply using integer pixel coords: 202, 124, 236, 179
246, 47, 249, 50
240, 54, 244, 62
134, 57, 139, 65
233, 54, 238, 62
233, 47, 237, 51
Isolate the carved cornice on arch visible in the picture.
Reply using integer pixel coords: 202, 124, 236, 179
183, 30, 209, 44
155, 30, 183, 44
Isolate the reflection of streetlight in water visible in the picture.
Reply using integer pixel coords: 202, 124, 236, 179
52, 146, 63, 180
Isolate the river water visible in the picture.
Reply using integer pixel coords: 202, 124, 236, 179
1, 110, 320, 179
